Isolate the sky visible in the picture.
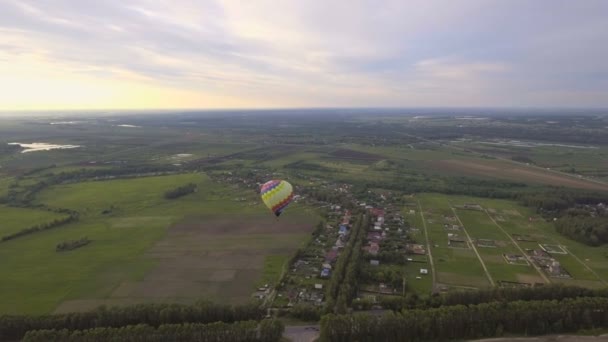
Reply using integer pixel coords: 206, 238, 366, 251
0, 0, 607, 110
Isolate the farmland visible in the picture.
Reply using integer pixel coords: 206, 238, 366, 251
413, 193, 608, 292
0, 172, 317, 314
0, 110, 607, 318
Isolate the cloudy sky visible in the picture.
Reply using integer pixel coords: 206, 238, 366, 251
1, 0, 607, 110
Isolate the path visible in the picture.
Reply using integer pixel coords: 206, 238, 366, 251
450, 206, 495, 287
417, 200, 436, 291
483, 209, 550, 284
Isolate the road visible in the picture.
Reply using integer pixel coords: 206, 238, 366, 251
451, 206, 495, 287
483, 209, 550, 284
284, 325, 320, 342
417, 200, 436, 291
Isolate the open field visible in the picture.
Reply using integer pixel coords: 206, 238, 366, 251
55, 215, 313, 312
0, 172, 317, 314
428, 159, 608, 191
0, 205, 68, 237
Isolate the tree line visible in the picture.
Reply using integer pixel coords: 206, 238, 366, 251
164, 183, 197, 199
56, 237, 91, 252
363, 284, 608, 312
0, 301, 263, 341
324, 214, 367, 314
22, 319, 284, 342
320, 297, 608, 341
1, 214, 77, 243
516, 189, 608, 246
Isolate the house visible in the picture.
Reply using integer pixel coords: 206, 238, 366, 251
548, 261, 562, 275
314, 283, 323, 290
335, 238, 345, 248
420, 268, 428, 275
367, 232, 383, 242
370, 260, 380, 266
406, 244, 426, 255
371, 208, 385, 217
367, 242, 380, 255
325, 250, 338, 263
338, 225, 349, 235
320, 268, 331, 278
322, 263, 332, 270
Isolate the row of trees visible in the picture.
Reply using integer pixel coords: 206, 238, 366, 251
56, 237, 91, 252
324, 214, 366, 314
356, 284, 608, 312
335, 214, 367, 312
320, 297, 608, 341
23, 320, 284, 342
0, 301, 264, 340
1, 214, 77, 242
164, 183, 197, 199
555, 215, 608, 246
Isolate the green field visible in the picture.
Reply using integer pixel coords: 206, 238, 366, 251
0, 205, 68, 237
0, 173, 316, 314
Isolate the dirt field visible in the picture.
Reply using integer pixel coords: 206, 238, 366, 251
55, 216, 311, 313
431, 159, 608, 190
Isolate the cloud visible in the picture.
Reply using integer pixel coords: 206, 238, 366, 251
0, 0, 607, 109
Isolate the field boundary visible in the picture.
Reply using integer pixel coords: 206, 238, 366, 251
483, 209, 550, 284
450, 206, 495, 287
417, 200, 436, 291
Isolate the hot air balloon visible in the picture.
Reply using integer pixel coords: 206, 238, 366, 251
260, 180, 294, 217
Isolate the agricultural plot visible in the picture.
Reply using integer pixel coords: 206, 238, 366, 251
481, 199, 608, 288
417, 193, 608, 290
0, 173, 317, 314
402, 205, 433, 294
56, 215, 313, 313
417, 194, 491, 289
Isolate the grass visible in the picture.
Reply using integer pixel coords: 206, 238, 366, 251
0, 205, 68, 237
416, 193, 608, 290
0, 173, 317, 314
257, 255, 290, 287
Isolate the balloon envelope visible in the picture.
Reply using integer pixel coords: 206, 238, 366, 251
260, 180, 294, 217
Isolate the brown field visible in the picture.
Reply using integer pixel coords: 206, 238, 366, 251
430, 159, 608, 190
55, 216, 312, 313
329, 148, 384, 161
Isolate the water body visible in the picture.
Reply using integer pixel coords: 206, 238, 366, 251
8, 142, 81, 153
116, 124, 141, 128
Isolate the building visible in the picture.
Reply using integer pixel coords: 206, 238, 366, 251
368, 242, 380, 255
367, 232, 383, 242
338, 225, 349, 235
420, 268, 428, 275
370, 260, 380, 266
320, 268, 331, 278
325, 250, 338, 263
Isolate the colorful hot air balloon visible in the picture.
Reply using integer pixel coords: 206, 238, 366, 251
260, 180, 294, 217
